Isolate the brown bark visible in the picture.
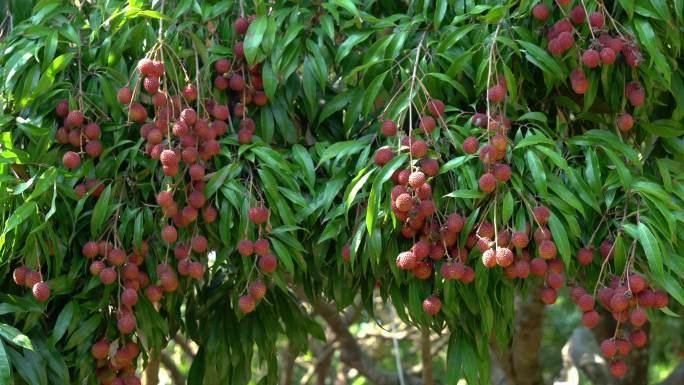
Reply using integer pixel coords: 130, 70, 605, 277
280, 344, 297, 385
143, 353, 160, 385
173, 335, 196, 358
310, 299, 424, 385
160, 352, 186, 385
493, 284, 546, 385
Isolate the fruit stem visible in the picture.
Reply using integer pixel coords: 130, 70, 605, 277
579, 0, 596, 40
407, 32, 426, 167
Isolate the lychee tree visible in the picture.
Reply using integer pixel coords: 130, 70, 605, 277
0, 1, 683, 385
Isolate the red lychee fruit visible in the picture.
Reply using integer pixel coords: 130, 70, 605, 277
238, 295, 256, 314
374, 147, 394, 166
487, 84, 506, 103
628, 86, 645, 107
117, 312, 136, 334
82, 241, 99, 258
396, 251, 417, 270
637, 289, 655, 308
121, 288, 138, 307
146, 285, 163, 302
481, 249, 497, 268
128, 103, 148, 123
32, 281, 50, 302
107, 248, 126, 266
422, 295, 442, 316
143, 76, 160, 94
65, 110, 85, 129
533, 205, 551, 225
420, 116, 436, 134
600, 339, 617, 358
248, 207, 269, 225
541, 287, 558, 304
462, 137, 479, 154
258, 253, 277, 273
412, 240, 431, 260
85, 140, 102, 158
600, 47, 616, 64
589, 12, 605, 28
91, 340, 110, 360
381, 119, 397, 136
629, 308, 648, 327
530, 258, 548, 276
617, 113, 634, 132
628, 274, 646, 293
184, 84, 198, 101
472, 113, 488, 127
447, 213, 464, 233
511, 232, 529, 248
479, 173, 497, 193
427, 99, 445, 117
62, 151, 81, 169
410, 140, 428, 158
408, 171, 426, 189
420, 158, 439, 177
547, 272, 565, 289
479, 144, 496, 164
610, 292, 629, 312
188, 191, 206, 209
160, 271, 179, 292
138, 58, 155, 75
99, 267, 117, 285
89, 261, 104, 276
609, 360, 627, 378
83, 123, 101, 140
582, 49, 600, 68
214, 75, 229, 90
629, 329, 647, 348
570, 5, 586, 24
571, 71, 588, 94
578, 294, 595, 311
161, 226, 177, 244
576, 247, 594, 265
237, 239, 254, 256
248, 280, 267, 300
532, 4, 549, 21
55, 99, 69, 118
581, 310, 600, 328
191, 235, 207, 253
653, 291, 669, 308
188, 262, 204, 279
229, 75, 245, 91
254, 239, 270, 256
395, 193, 413, 212
234, 17, 249, 34
160, 149, 178, 167
493, 164, 512, 182
496, 247, 514, 267
117, 87, 133, 104
600, 239, 614, 259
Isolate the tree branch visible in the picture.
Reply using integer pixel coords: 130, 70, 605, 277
553, 327, 618, 385
160, 351, 186, 385
421, 329, 434, 385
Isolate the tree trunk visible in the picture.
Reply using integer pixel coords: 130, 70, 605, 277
143, 353, 160, 385
421, 329, 434, 385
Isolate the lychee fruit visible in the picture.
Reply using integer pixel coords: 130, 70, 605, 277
121, 288, 138, 307
609, 360, 627, 378
589, 12, 605, 28
629, 329, 647, 348
487, 84, 506, 103
408, 171, 426, 189
85, 140, 102, 158
530, 258, 548, 276
617, 113, 634, 132
229, 75, 245, 91
374, 147, 394, 166
582, 49, 600, 68
600, 47, 616, 64
600, 339, 617, 358
420, 116, 436, 134
570, 5, 586, 24
62, 151, 81, 169
410, 140, 428, 158
191, 235, 207, 253
462, 137, 479, 154
258, 253, 277, 273
481, 249, 497, 268
248, 207, 269, 224
143, 76, 160, 94
422, 295, 442, 316
479, 144, 496, 164
117, 312, 136, 334
381, 120, 397, 136
396, 251, 416, 270
248, 280, 267, 300
238, 295, 256, 314
541, 287, 558, 304
532, 4, 549, 21
161, 225, 177, 244
254, 239, 270, 256
91, 340, 110, 360
479, 173, 497, 193
581, 310, 600, 328
99, 267, 117, 285
495, 247, 514, 267
55, 99, 69, 118
32, 281, 50, 302
146, 285, 163, 302
533, 205, 551, 225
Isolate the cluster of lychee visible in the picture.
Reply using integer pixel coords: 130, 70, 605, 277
211, 14, 269, 145
235, 205, 275, 314
12, 266, 51, 302
531, 2, 645, 132
54, 101, 103, 170
568, 274, 668, 378
91, 338, 142, 385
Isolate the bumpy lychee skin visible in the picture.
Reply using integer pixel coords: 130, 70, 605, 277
234, 17, 249, 35
493, 163, 512, 182
32, 282, 50, 302
447, 213, 464, 233
628, 86, 645, 107
412, 240, 431, 260
629, 329, 647, 348
65, 110, 85, 128
581, 310, 600, 328
85, 140, 102, 158
238, 295, 256, 314
408, 171, 426, 189
576, 247, 594, 265
117, 312, 136, 334
629, 308, 648, 327
600, 47, 616, 65
396, 251, 417, 270
427, 99, 445, 117
161, 225, 177, 244
258, 253, 278, 273
577, 294, 595, 311
582, 49, 600, 68
422, 295, 442, 316
410, 140, 428, 158
495, 247, 514, 267
479, 144, 496, 164
237, 239, 254, 257
381, 119, 397, 136
55, 99, 69, 118
479, 173, 497, 193
570, 5, 586, 24
395, 193, 413, 212
248, 280, 267, 301
600, 339, 617, 358
532, 3, 549, 21
653, 291, 669, 308
617, 113, 634, 132
511, 231, 529, 249
99, 267, 117, 285
487, 84, 506, 103
420, 116, 436, 134
609, 360, 627, 378
600, 239, 614, 260
160, 150, 178, 167
589, 12, 605, 28
610, 292, 629, 312
374, 147, 394, 166
91, 340, 110, 360
533, 205, 550, 225
420, 158, 439, 177
117, 87, 133, 104
481, 249, 497, 268
121, 288, 138, 307
146, 285, 163, 302
248, 207, 269, 225
191, 235, 208, 253
547, 272, 565, 289
540, 287, 558, 304
143, 76, 160, 93
462, 137, 479, 154
62, 151, 81, 170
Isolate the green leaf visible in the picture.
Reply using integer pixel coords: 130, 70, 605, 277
335, 31, 373, 64
434, 0, 447, 30
439, 156, 471, 174
64, 315, 102, 350
2, 201, 36, 235
244, 15, 268, 65
517, 40, 566, 81
547, 215, 571, 266
0, 340, 9, 385
625, 223, 664, 280
641, 119, 684, 137
525, 150, 547, 197
332, 0, 360, 16
52, 302, 74, 343
205, 164, 237, 198
444, 190, 486, 199
0, 323, 32, 350
90, 185, 112, 237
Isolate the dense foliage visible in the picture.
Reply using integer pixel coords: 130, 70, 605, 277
0, 0, 683, 384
